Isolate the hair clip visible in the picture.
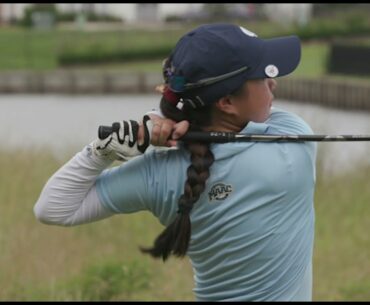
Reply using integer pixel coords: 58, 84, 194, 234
176, 100, 184, 111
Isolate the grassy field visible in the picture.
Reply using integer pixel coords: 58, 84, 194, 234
1, 25, 369, 85
0, 27, 186, 71
0, 148, 369, 301
0, 148, 194, 301
314, 165, 370, 301
0, 20, 293, 71
0, 25, 332, 74
292, 41, 329, 78
54, 41, 331, 77
0, 26, 332, 75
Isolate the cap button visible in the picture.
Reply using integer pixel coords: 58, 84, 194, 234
264, 64, 279, 78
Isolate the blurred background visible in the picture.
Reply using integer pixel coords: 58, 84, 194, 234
0, 3, 369, 301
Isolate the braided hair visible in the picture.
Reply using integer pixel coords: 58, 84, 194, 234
140, 86, 215, 261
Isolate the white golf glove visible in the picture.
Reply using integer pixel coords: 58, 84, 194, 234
93, 115, 153, 161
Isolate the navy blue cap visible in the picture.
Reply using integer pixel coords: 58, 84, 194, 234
165, 23, 301, 106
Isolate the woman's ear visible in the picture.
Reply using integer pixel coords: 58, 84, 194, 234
215, 96, 238, 115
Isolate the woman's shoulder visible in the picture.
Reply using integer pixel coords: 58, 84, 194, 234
265, 107, 314, 135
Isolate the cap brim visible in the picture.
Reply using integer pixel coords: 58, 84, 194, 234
251, 35, 301, 78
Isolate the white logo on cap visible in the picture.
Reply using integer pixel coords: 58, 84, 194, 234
265, 64, 279, 77
239, 27, 257, 37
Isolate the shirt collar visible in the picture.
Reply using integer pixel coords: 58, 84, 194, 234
241, 121, 270, 135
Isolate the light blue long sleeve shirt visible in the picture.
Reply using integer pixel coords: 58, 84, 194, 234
96, 107, 317, 301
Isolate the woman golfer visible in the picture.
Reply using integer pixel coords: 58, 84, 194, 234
34, 23, 317, 301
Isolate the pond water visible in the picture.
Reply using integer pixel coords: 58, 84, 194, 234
0, 94, 369, 176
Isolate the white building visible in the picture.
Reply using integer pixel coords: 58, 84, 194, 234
0, 3, 29, 23
0, 3, 204, 25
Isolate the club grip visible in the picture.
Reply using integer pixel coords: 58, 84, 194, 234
98, 125, 113, 140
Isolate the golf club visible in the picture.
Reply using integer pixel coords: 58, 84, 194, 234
98, 125, 370, 143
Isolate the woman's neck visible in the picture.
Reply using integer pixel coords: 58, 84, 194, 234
202, 112, 248, 133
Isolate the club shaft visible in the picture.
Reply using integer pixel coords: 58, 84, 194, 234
180, 132, 370, 142
98, 125, 370, 142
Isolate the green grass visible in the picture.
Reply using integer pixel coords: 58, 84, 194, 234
313, 166, 370, 301
1, 26, 369, 83
0, 24, 369, 83
0, 27, 186, 71
0, 31, 334, 76
0, 148, 194, 301
0, 24, 304, 71
0, 28, 57, 70
0, 148, 369, 301
291, 42, 330, 78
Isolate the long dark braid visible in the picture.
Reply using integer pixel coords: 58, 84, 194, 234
140, 92, 215, 261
